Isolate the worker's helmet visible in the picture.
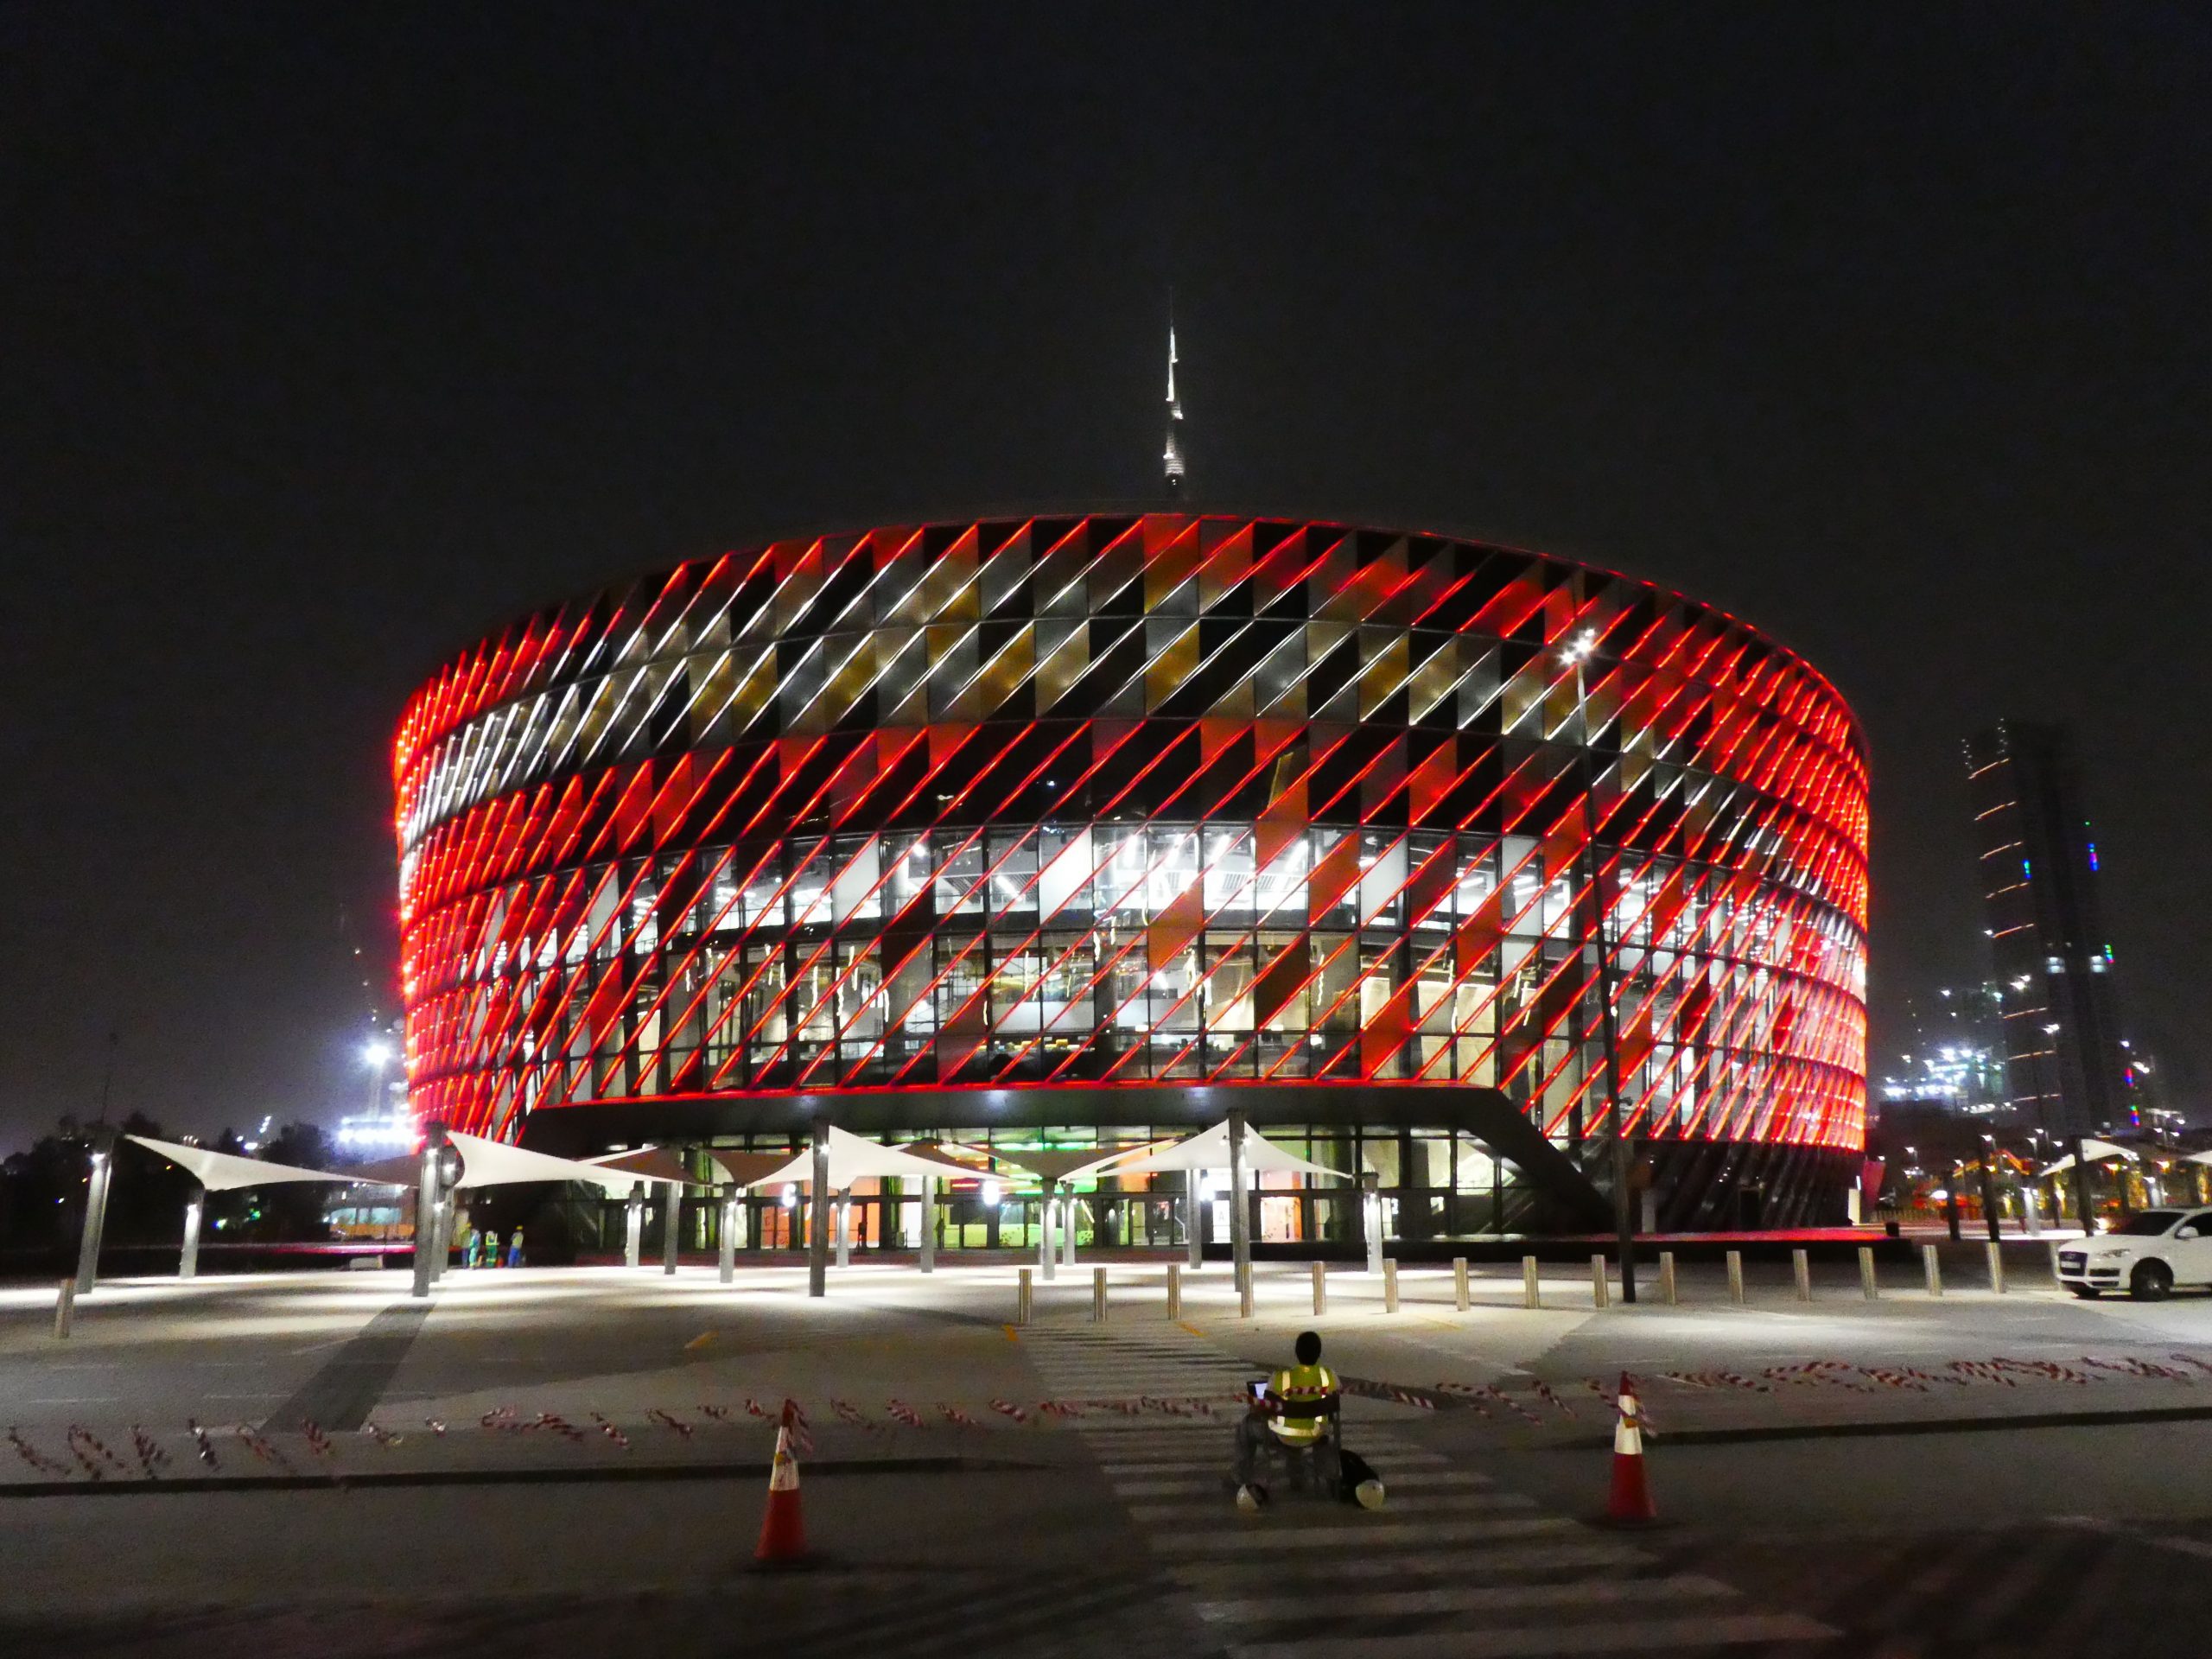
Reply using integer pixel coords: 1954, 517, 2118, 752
1294, 1330, 1323, 1365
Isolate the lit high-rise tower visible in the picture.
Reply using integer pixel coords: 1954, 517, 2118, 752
1162, 293, 1185, 494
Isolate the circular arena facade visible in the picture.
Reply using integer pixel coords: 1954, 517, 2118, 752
394, 514, 1867, 1242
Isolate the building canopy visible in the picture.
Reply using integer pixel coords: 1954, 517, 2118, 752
2041, 1137, 2142, 1176
745, 1124, 975, 1191
124, 1133, 380, 1192
1101, 1121, 1350, 1182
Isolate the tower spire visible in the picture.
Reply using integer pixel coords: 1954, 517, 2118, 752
1162, 289, 1185, 497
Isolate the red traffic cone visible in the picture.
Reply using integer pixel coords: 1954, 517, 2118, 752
754, 1406, 809, 1566
1605, 1371, 1657, 1526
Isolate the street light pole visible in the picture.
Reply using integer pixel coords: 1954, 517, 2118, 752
1564, 630, 1636, 1304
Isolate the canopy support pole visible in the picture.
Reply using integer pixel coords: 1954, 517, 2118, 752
1062, 1193, 1078, 1268
179, 1194, 203, 1280
73, 1128, 116, 1297
410, 1122, 446, 1300
835, 1187, 853, 1269
663, 1170, 683, 1276
1039, 1179, 1057, 1281
1227, 1109, 1251, 1303
808, 1124, 830, 1298
918, 1173, 936, 1273
1186, 1167, 1204, 1269
624, 1182, 645, 1269
718, 1183, 737, 1284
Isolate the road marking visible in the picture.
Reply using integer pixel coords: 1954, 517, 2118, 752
1166, 1543, 1653, 1585
1192, 1573, 1739, 1623
1150, 1516, 1579, 1551
1128, 1491, 1535, 1525
1116, 1469, 1492, 1497
26, 1396, 118, 1404
1225, 1612, 1834, 1656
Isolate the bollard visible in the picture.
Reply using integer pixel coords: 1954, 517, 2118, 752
1382, 1259, 1399, 1313
1522, 1255, 1541, 1309
1590, 1254, 1610, 1309
53, 1278, 74, 1339
1312, 1260, 1327, 1316
1859, 1246, 1878, 1300
1923, 1243, 1942, 1297
1986, 1241, 2007, 1294
1166, 1262, 1181, 1320
1452, 1256, 1471, 1313
1658, 1251, 1678, 1306
1016, 1266, 1033, 1325
2047, 1240, 2062, 1287
1239, 1272, 1255, 1319
1792, 1249, 1811, 1301
1726, 1249, 1745, 1305
1092, 1267, 1109, 1324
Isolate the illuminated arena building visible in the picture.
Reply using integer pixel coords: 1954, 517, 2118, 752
394, 513, 1868, 1243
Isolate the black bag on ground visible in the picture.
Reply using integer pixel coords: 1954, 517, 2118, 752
1336, 1448, 1381, 1503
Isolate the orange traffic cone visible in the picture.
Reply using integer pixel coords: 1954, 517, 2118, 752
1605, 1371, 1657, 1526
754, 1405, 809, 1566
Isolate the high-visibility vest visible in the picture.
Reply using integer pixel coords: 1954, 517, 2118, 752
1268, 1363, 1339, 1444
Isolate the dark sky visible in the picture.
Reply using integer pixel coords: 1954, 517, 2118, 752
5, 3, 2209, 1151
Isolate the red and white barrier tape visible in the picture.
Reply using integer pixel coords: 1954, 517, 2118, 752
590, 1412, 631, 1451
989, 1398, 1030, 1424
647, 1408, 694, 1438
188, 1420, 220, 1470
7, 1428, 73, 1478
130, 1425, 168, 1481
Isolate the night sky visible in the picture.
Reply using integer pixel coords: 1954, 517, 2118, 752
5, 4, 2209, 1150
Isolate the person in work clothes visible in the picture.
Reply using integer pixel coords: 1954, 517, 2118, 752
505, 1226, 524, 1268
1233, 1329, 1341, 1510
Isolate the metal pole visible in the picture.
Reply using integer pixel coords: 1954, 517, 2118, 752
663, 1179, 683, 1276
1858, 1246, 1878, 1300
1062, 1194, 1079, 1268
1574, 648, 1637, 1306
180, 1194, 203, 1280
1015, 1265, 1033, 1324
1590, 1253, 1609, 1309
53, 1280, 75, 1339
807, 1124, 830, 1299
1945, 1167, 1963, 1242
1986, 1240, 2007, 1294
73, 1128, 117, 1296
1792, 1248, 1811, 1301
2069, 1135, 2094, 1235
835, 1188, 854, 1269
1091, 1266, 1108, 1324
1726, 1249, 1744, 1304
410, 1121, 445, 1300
1658, 1251, 1677, 1305
1362, 1171, 1383, 1276
1522, 1255, 1541, 1309
1382, 1258, 1399, 1313
1038, 1178, 1056, 1282
1185, 1167, 1204, 1269
1166, 1262, 1181, 1319
718, 1185, 737, 1284
624, 1182, 645, 1268
1923, 1243, 1942, 1296
1979, 1149, 2002, 1245
1227, 1109, 1252, 1300
1452, 1256, 1470, 1313
918, 1173, 936, 1273
1313, 1260, 1327, 1315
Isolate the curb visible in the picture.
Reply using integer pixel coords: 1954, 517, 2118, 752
1548, 1402, 2212, 1450
0, 1452, 1051, 1501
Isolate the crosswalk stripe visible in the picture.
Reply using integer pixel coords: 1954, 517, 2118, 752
1191, 1573, 1740, 1624
1224, 1611, 1835, 1657
1166, 1543, 1654, 1586
1128, 1491, 1534, 1524
1101, 1454, 1452, 1475
1114, 1470, 1491, 1497
1150, 1516, 1580, 1551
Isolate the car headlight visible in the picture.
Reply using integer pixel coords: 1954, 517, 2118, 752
2104, 1249, 2133, 1261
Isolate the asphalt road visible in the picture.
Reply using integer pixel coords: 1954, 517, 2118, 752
4, 1255, 2210, 1657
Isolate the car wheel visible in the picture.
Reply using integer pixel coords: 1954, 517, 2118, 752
2069, 1286, 2101, 1299
2131, 1261, 2173, 1301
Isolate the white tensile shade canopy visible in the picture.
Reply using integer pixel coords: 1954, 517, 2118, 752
445, 1131, 643, 1193
2041, 1138, 2142, 1177
1102, 1120, 1351, 1182
124, 1133, 379, 1192
743, 1124, 977, 1190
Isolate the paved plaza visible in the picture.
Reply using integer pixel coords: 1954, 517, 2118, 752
6, 1249, 2212, 1656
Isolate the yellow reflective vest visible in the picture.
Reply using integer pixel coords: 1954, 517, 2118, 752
1268, 1362, 1339, 1444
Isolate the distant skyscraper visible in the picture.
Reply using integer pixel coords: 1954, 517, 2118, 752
1161, 294, 1185, 494
1966, 720, 2131, 1135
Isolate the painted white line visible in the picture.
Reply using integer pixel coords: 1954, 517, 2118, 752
1150, 1516, 1580, 1551
1226, 1612, 1834, 1657
1130, 1491, 1534, 1524
1168, 1542, 1654, 1585
1194, 1573, 1739, 1623
1116, 1469, 1491, 1497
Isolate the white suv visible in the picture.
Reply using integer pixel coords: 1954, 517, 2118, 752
2056, 1206, 2212, 1300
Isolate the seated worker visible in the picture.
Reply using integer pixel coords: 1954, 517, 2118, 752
1233, 1330, 1342, 1510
